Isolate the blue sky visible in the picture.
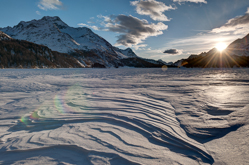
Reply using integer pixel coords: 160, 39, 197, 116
0, 0, 249, 62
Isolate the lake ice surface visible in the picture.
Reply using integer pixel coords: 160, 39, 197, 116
0, 68, 249, 165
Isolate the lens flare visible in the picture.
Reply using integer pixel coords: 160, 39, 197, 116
20, 116, 30, 125
162, 65, 168, 72
20, 110, 41, 126
54, 94, 66, 114
53, 84, 84, 114
29, 111, 40, 120
20, 83, 87, 126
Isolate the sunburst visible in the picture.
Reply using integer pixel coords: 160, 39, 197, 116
215, 42, 227, 52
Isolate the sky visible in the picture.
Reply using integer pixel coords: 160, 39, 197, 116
0, 0, 249, 62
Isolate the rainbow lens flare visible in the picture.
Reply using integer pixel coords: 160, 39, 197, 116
20, 83, 86, 126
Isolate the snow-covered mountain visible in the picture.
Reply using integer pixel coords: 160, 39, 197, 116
226, 33, 249, 56
0, 16, 137, 67
113, 47, 137, 58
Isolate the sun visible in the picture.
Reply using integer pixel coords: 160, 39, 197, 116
215, 42, 227, 52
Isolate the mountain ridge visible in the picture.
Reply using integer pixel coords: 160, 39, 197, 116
178, 33, 249, 68
0, 16, 141, 68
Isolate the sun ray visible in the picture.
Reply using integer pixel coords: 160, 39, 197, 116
204, 52, 218, 68
224, 51, 240, 67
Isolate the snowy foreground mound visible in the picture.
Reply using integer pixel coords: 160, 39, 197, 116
0, 68, 249, 165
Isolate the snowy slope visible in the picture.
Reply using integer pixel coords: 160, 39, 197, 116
226, 33, 249, 56
113, 47, 137, 58
0, 32, 84, 68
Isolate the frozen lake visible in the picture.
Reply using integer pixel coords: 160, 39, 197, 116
0, 68, 249, 165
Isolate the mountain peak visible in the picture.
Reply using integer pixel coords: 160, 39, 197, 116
40, 16, 68, 29
41, 16, 62, 21
124, 48, 132, 51
12, 16, 68, 30
113, 47, 137, 58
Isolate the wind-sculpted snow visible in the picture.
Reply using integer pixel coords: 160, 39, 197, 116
0, 68, 249, 164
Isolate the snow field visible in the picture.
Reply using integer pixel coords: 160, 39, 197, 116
0, 68, 249, 164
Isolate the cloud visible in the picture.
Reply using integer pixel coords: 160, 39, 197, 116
164, 49, 179, 54
81, 13, 168, 47
101, 15, 168, 46
36, 11, 41, 15
78, 23, 100, 31
97, 15, 113, 23
130, 0, 176, 21
173, 0, 207, 3
132, 44, 148, 50
211, 7, 249, 35
38, 0, 63, 10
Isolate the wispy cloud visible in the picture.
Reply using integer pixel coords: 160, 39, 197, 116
132, 44, 148, 50
130, 0, 176, 21
38, 0, 63, 10
211, 7, 249, 35
78, 23, 100, 31
100, 15, 168, 46
97, 15, 113, 23
173, 0, 207, 4
36, 11, 41, 15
